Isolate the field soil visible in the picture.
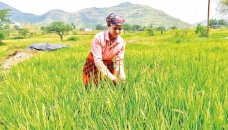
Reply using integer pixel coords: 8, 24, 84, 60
2, 50, 39, 69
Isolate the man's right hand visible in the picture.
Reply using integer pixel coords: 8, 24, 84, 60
112, 78, 125, 86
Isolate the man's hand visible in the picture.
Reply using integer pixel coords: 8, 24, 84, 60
112, 78, 119, 85
112, 78, 125, 86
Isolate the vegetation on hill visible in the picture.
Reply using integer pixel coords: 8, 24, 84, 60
0, 2, 190, 29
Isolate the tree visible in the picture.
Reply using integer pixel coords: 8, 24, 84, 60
217, 0, 228, 16
218, 19, 228, 26
96, 24, 105, 30
18, 28, 29, 38
210, 18, 228, 27
14, 25, 21, 30
0, 9, 11, 29
71, 23, 76, 29
156, 26, 166, 34
43, 21, 73, 40
123, 23, 132, 31
0, 31, 5, 43
209, 19, 218, 26
0, 9, 11, 42
132, 24, 141, 31
220, 0, 228, 6
171, 26, 178, 30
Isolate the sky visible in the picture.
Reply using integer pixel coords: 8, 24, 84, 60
0, 0, 221, 24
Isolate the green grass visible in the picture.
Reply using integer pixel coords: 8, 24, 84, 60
0, 29, 228, 129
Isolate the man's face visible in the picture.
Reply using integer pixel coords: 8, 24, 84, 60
108, 25, 123, 39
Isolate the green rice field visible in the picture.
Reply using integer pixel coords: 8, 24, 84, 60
0, 29, 227, 129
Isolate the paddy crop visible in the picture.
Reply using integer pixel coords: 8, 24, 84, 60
0, 29, 227, 129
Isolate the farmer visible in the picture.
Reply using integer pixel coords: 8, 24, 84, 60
82, 13, 126, 87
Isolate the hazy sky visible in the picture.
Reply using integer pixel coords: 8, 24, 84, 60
0, 0, 220, 24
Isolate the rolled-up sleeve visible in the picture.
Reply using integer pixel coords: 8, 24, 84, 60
91, 34, 116, 81
91, 37, 102, 67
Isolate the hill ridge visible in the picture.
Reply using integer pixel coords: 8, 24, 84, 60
0, 2, 191, 29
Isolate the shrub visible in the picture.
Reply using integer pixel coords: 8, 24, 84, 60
13, 36, 24, 39
0, 32, 5, 41
195, 24, 207, 37
18, 28, 29, 38
146, 28, 154, 36
67, 36, 79, 41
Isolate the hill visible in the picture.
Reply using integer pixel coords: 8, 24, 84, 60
0, 2, 191, 29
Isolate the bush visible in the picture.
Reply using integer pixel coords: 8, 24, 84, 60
195, 24, 207, 37
67, 36, 79, 41
0, 30, 10, 41
169, 30, 189, 44
18, 28, 29, 38
146, 28, 154, 36
0, 32, 5, 40
13, 36, 24, 39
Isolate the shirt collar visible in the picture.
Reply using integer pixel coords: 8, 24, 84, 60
104, 31, 120, 44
